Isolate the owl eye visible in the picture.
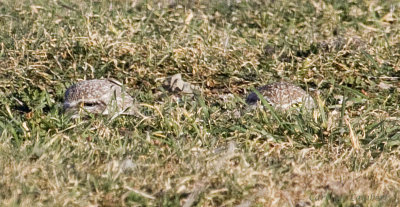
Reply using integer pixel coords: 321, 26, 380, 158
291, 102, 302, 108
83, 103, 97, 107
82, 102, 98, 107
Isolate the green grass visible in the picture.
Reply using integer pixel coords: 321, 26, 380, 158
0, 0, 400, 206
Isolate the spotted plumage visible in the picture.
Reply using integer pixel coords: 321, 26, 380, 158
64, 79, 137, 117
246, 82, 315, 110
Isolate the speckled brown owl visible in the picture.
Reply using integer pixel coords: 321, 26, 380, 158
64, 79, 137, 118
246, 82, 315, 111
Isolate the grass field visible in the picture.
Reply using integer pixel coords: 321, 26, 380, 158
0, 0, 400, 206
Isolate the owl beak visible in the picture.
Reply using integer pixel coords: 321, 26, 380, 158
63, 102, 71, 110
63, 106, 79, 119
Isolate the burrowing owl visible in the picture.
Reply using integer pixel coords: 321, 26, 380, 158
246, 82, 315, 111
64, 79, 137, 118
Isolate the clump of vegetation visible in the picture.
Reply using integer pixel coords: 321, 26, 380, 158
0, 0, 399, 206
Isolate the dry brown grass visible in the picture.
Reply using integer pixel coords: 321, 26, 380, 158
0, 0, 399, 206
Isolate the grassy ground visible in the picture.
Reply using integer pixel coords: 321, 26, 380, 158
0, 0, 400, 206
